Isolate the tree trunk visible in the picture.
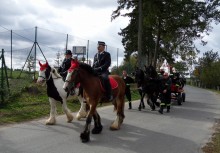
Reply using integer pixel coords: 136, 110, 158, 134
137, 0, 146, 68
153, 17, 161, 68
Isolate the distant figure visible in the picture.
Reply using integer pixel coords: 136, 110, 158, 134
122, 70, 134, 109
92, 41, 113, 101
58, 50, 72, 81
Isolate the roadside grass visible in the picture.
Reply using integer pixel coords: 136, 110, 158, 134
201, 89, 220, 153
0, 82, 140, 126
202, 120, 220, 153
0, 81, 81, 125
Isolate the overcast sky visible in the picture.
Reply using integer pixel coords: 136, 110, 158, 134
0, 0, 129, 69
0, 0, 219, 70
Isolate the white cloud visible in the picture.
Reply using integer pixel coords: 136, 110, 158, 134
195, 22, 220, 57
0, 0, 129, 69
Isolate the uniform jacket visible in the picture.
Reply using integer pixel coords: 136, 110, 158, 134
93, 51, 111, 74
122, 76, 134, 89
161, 77, 172, 92
58, 58, 71, 78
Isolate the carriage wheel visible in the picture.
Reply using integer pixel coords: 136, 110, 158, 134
182, 93, 186, 102
177, 94, 182, 105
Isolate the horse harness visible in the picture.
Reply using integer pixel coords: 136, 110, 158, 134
39, 68, 61, 82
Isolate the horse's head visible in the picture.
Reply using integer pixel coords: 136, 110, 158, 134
63, 59, 80, 92
37, 61, 50, 85
144, 65, 158, 79
133, 67, 145, 87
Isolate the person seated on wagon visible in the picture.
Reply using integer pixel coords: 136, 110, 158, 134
172, 73, 182, 87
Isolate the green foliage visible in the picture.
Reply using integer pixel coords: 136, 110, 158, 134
112, 0, 220, 65
199, 50, 219, 67
197, 50, 220, 88
111, 56, 137, 75
0, 82, 80, 125
200, 61, 220, 88
173, 61, 188, 73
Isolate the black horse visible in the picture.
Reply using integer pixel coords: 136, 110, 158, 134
133, 67, 146, 110
133, 65, 161, 111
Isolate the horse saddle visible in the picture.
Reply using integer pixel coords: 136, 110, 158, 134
99, 76, 118, 92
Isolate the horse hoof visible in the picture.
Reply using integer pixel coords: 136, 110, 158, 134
67, 115, 74, 123
92, 125, 103, 134
45, 119, 56, 125
110, 124, 120, 131
76, 112, 87, 120
80, 131, 90, 143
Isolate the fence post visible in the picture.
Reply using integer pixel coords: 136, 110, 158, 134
1, 49, 4, 104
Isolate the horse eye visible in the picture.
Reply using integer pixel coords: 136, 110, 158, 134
52, 70, 55, 73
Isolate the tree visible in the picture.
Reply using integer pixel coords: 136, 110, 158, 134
54, 51, 63, 68
198, 50, 219, 68
198, 50, 220, 88
173, 61, 188, 73
111, 56, 137, 75
27, 54, 34, 72
112, 0, 220, 68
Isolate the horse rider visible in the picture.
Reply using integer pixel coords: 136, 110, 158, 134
122, 70, 134, 109
58, 50, 72, 81
158, 72, 172, 114
93, 41, 113, 101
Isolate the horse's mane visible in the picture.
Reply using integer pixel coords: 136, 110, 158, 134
145, 65, 158, 79
79, 62, 98, 76
49, 66, 62, 78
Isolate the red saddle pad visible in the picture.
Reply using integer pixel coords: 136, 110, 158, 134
99, 77, 118, 92
109, 77, 118, 89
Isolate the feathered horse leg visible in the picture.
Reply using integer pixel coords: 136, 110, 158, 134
46, 98, 57, 125
76, 97, 88, 120
62, 99, 73, 123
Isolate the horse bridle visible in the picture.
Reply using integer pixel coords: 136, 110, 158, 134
38, 73, 52, 82
39, 69, 60, 82
65, 69, 79, 89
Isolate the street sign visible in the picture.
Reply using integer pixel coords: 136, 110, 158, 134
72, 46, 86, 55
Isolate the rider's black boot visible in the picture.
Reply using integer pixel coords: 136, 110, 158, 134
128, 102, 132, 109
167, 106, 170, 113
158, 106, 164, 114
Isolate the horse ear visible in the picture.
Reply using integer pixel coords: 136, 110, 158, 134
68, 59, 79, 72
46, 61, 48, 67
39, 61, 42, 67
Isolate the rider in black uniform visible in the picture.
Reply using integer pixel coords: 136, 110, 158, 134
92, 41, 113, 101
58, 50, 72, 81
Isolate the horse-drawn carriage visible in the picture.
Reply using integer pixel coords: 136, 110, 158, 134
160, 59, 186, 105
133, 59, 186, 111
170, 75, 186, 105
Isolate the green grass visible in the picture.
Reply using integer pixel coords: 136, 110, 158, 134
201, 88, 220, 153
0, 82, 140, 126
0, 82, 81, 125
202, 121, 220, 153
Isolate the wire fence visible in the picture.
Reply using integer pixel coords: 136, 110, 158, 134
0, 26, 125, 78
0, 26, 126, 104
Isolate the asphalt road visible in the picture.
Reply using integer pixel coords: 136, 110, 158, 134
0, 85, 220, 153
